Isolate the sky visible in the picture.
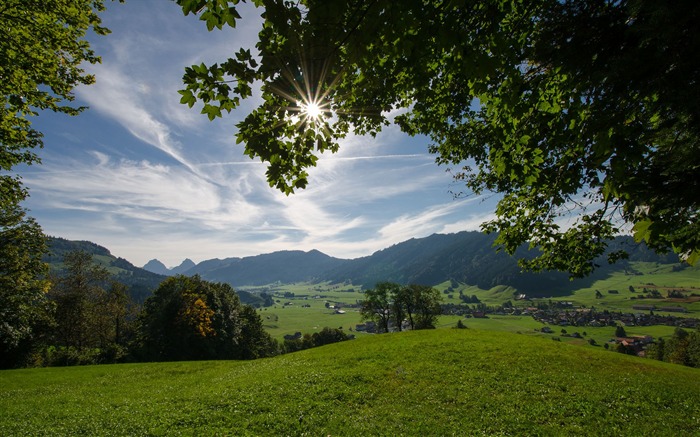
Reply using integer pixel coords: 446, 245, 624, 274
20, 0, 499, 268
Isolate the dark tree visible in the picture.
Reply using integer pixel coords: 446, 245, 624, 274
615, 325, 627, 338
0, 195, 50, 368
49, 251, 111, 350
136, 275, 274, 361
1, 0, 116, 367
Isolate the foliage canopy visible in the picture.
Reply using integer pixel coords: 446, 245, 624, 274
136, 275, 277, 361
0, 0, 115, 366
176, 0, 700, 276
360, 282, 441, 332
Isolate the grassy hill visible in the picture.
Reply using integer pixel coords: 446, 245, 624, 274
2, 329, 699, 436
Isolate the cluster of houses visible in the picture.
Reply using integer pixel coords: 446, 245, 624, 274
528, 307, 699, 329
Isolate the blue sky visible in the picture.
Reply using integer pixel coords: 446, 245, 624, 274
21, 0, 498, 268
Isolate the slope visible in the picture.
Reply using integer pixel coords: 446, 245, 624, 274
185, 249, 346, 286
1, 329, 698, 435
321, 231, 679, 294
45, 237, 167, 302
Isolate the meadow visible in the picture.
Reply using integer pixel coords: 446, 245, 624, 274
256, 262, 699, 348
2, 329, 699, 436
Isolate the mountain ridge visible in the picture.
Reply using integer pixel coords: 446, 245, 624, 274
50, 232, 691, 299
144, 231, 686, 295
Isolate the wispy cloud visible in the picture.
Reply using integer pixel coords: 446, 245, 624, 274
22, 1, 500, 267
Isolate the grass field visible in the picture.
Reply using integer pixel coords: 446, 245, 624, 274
2, 329, 699, 436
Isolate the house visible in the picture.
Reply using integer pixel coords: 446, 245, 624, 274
660, 307, 687, 313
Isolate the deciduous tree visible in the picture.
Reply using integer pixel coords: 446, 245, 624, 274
176, 0, 700, 276
360, 282, 394, 333
136, 275, 274, 361
361, 282, 442, 332
0, 192, 51, 368
48, 251, 133, 351
409, 284, 442, 330
0, 0, 115, 367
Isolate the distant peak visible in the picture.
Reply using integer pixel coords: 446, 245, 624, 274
171, 258, 196, 274
142, 259, 170, 275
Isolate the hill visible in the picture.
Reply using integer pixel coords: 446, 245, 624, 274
46, 233, 689, 301
1, 329, 698, 435
185, 249, 346, 286
183, 231, 684, 295
45, 237, 167, 302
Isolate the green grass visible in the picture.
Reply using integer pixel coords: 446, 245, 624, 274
2, 329, 699, 436
547, 262, 700, 313
256, 283, 367, 339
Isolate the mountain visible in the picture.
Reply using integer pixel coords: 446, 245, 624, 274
319, 231, 565, 292
186, 249, 345, 286
142, 258, 196, 276
320, 232, 683, 294
171, 258, 196, 274
184, 231, 684, 295
47, 232, 688, 299
45, 237, 167, 302
142, 259, 170, 276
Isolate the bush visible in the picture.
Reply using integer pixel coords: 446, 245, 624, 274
40, 346, 102, 367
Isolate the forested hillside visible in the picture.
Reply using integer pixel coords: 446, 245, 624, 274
45, 237, 166, 302
183, 249, 345, 285
173, 232, 684, 295
322, 232, 682, 294
52, 232, 686, 297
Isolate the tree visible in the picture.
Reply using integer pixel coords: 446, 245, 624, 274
1, 0, 113, 174
237, 304, 278, 359
360, 282, 442, 332
49, 251, 109, 350
1, 0, 115, 366
176, 0, 700, 276
311, 327, 351, 347
1, 0, 114, 212
48, 251, 133, 353
136, 275, 273, 361
410, 284, 442, 330
390, 284, 409, 332
0, 192, 51, 368
665, 328, 691, 366
615, 325, 627, 338
360, 282, 395, 333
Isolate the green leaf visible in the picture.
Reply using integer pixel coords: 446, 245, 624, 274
632, 219, 653, 243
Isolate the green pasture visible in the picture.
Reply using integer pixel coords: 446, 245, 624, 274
253, 283, 366, 339
546, 262, 700, 312
255, 262, 698, 343
2, 329, 699, 436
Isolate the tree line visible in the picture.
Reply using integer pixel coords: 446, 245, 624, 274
640, 328, 700, 369
1, 251, 366, 368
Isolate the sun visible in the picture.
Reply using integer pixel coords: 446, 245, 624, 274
301, 100, 323, 120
